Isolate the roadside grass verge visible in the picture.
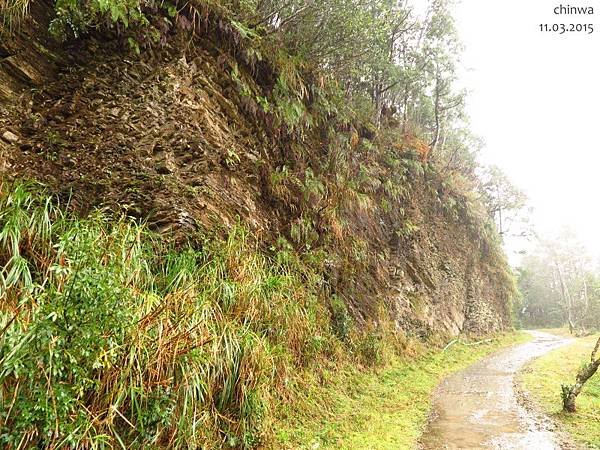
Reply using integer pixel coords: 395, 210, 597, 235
536, 327, 574, 337
520, 333, 600, 449
275, 331, 531, 449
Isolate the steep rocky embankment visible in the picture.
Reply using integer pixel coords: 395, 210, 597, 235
0, 3, 512, 340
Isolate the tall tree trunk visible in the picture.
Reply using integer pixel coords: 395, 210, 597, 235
401, 87, 409, 134
430, 73, 441, 155
582, 278, 589, 331
555, 261, 575, 333
374, 83, 383, 125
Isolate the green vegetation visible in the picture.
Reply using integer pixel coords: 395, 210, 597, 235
276, 332, 531, 449
0, 182, 336, 448
537, 328, 576, 338
2, 0, 471, 164
1, 0, 523, 275
520, 334, 600, 448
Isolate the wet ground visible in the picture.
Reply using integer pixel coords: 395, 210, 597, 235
420, 331, 577, 450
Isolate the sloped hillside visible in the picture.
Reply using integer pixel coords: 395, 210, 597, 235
0, 1, 515, 447
1, 12, 512, 333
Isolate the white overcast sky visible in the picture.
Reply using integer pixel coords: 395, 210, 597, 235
448, 0, 600, 264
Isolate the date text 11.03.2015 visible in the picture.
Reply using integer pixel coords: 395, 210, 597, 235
539, 23, 594, 34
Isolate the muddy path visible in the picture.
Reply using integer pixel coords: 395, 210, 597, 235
420, 331, 577, 449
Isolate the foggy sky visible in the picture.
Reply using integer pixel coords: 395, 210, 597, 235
453, 0, 600, 264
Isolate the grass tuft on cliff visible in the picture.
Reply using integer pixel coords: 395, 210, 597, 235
0, 182, 339, 448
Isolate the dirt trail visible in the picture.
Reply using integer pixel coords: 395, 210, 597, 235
420, 331, 576, 449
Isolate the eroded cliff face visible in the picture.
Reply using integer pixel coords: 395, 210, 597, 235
0, 1, 67, 102
0, 12, 513, 338
379, 185, 511, 337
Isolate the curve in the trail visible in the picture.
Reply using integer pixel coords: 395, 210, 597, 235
420, 330, 575, 450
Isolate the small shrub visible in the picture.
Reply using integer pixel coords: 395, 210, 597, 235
354, 326, 385, 367
330, 295, 352, 341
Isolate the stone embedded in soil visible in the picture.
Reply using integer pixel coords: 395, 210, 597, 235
2, 131, 19, 144
156, 162, 174, 174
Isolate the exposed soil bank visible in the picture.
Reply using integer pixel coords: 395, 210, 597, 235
420, 331, 576, 449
